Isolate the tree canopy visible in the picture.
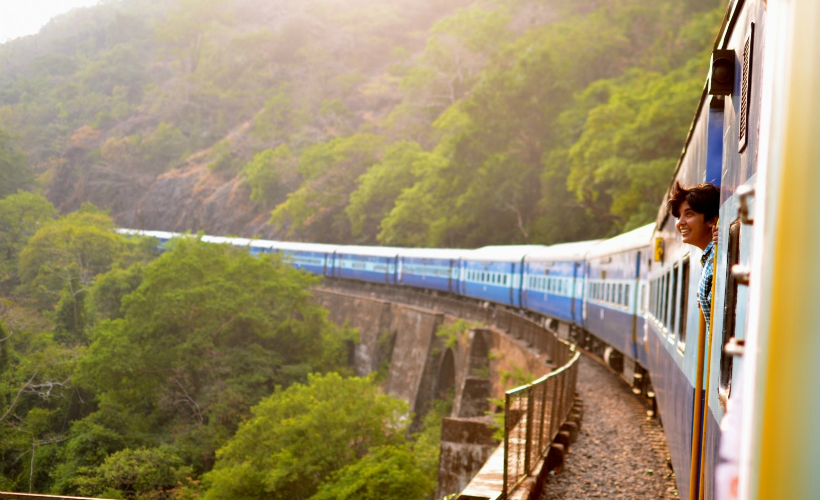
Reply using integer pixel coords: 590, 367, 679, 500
203, 372, 409, 500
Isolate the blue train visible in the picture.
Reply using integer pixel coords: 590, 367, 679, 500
121, 1, 820, 497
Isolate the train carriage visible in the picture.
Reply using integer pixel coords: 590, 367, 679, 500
522, 240, 601, 324
332, 245, 403, 284
397, 248, 463, 294
116, 229, 179, 247
272, 241, 339, 276
584, 224, 654, 367
459, 245, 544, 308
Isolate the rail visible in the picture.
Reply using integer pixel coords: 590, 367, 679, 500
503, 345, 580, 496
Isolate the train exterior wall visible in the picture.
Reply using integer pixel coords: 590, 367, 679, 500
398, 256, 459, 294
335, 253, 398, 284
522, 260, 580, 323
584, 248, 643, 361
459, 260, 520, 307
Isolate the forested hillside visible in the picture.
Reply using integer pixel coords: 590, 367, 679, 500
0, 190, 455, 498
0, 0, 723, 247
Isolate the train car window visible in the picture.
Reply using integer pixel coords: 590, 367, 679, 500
625, 284, 630, 308
640, 283, 647, 315
504, 275, 508, 285
657, 279, 662, 318
679, 258, 690, 348
616, 284, 622, 306
720, 220, 743, 399
663, 270, 672, 330
661, 274, 668, 328
670, 264, 679, 339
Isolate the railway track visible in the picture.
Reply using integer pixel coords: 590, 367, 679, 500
541, 355, 678, 499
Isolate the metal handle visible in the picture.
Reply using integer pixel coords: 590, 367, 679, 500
724, 337, 745, 357
731, 264, 750, 286
737, 184, 755, 225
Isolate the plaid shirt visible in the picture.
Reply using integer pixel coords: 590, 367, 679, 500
699, 241, 715, 331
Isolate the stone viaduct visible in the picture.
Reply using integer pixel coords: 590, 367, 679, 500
313, 280, 571, 498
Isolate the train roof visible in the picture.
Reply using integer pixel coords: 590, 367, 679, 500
523, 240, 603, 263
465, 245, 547, 263
336, 245, 405, 257
586, 223, 655, 258
398, 248, 466, 260
272, 241, 340, 253
201, 235, 254, 247
116, 228, 182, 240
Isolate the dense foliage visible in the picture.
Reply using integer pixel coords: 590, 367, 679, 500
0, 192, 348, 495
0, 0, 723, 246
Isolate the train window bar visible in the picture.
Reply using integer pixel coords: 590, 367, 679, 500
678, 257, 690, 351
719, 219, 743, 405
670, 263, 679, 342
662, 272, 669, 333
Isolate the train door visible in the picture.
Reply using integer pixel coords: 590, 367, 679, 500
570, 262, 579, 323
630, 251, 642, 359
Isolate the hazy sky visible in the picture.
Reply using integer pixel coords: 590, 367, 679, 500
0, 0, 100, 43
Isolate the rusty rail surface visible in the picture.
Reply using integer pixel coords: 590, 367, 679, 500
503, 346, 580, 496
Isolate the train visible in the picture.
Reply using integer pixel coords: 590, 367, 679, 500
121, 0, 820, 498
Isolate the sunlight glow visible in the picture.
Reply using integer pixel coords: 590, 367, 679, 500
0, 0, 101, 43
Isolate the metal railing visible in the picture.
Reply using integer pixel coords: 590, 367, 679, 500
503, 345, 580, 496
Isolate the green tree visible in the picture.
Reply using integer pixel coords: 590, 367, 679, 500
269, 133, 384, 242
204, 373, 408, 500
243, 145, 298, 206
309, 445, 433, 500
17, 205, 146, 314
0, 130, 33, 198
345, 141, 425, 243
0, 302, 80, 492
0, 192, 56, 291
75, 238, 352, 475
71, 446, 192, 499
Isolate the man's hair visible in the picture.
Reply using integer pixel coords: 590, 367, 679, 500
667, 181, 720, 220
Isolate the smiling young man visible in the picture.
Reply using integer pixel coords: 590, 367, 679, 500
667, 181, 720, 331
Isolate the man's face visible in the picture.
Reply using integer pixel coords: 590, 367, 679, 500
675, 200, 713, 249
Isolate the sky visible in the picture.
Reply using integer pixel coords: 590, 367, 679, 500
0, 0, 101, 43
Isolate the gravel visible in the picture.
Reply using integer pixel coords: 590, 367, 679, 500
542, 355, 679, 499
